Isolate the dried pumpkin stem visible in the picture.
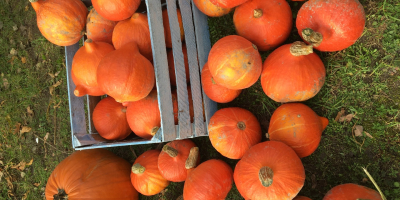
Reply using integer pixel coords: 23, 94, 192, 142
253, 9, 263, 18
237, 121, 246, 130
185, 147, 199, 169
162, 145, 179, 157
302, 28, 323, 47
259, 166, 274, 187
265, 133, 269, 139
151, 127, 160, 136
53, 189, 68, 200
131, 163, 145, 174
290, 41, 314, 56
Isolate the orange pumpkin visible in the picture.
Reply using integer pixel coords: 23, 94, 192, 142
86, 8, 117, 44
167, 45, 190, 86
193, 0, 232, 17
209, 0, 250, 8
294, 196, 312, 200
323, 183, 382, 200
92, 0, 141, 21
130, 150, 169, 196
208, 35, 262, 90
163, 9, 185, 48
234, 141, 305, 200
30, 0, 87, 46
45, 149, 138, 200
112, 13, 153, 61
71, 39, 114, 97
97, 42, 155, 104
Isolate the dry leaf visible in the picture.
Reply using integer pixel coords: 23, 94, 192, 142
335, 108, 345, 122
48, 73, 55, 79
10, 48, 17, 56
6, 177, 13, 189
27, 106, 34, 116
22, 191, 29, 200
354, 125, 363, 137
339, 114, 355, 122
3, 78, 9, 89
20, 172, 25, 178
0, 171, 3, 182
362, 177, 368, 183
21, 57, 26, 64
33, 182, 41, 187
20, 126, 31, 134
14, 123, 21, 135
364, 131, 373, 139
0, 160, 3, 165
54, 71, 61, 77
49, 80, 62, 95
11, 161, 26, 171
44, 132, 49, 142
26, 159, 33, 166
0, 100, 5, 107
12, 25, 18, 31
25, 5, 29, 11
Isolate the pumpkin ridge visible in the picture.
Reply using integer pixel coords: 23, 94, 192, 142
269, 122, 320, 134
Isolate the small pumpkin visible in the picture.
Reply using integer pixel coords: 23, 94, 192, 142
209, 0, 250, 9
86, 8, 117, 44
163, 9, 185, 48
261, 41, 326, 102
92, 0, 141, 21
234, 141, 305, 200
208, 107, 262, 159
294, 196, 312, 200
193, 0, 232, 17
183, 159, 233, 200
131, 150, 169, 196
167, 45, 190, 86
323, 183, 382, 200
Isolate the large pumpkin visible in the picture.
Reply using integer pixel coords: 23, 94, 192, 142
193, 0, 232, 17
86, 8, 117, 44
323, 183, 382, 200
261, 41, 326, 102
234, 141, 305, 200
233, 0, 292, 51
92, 0, 141, 21
45, 149, 138, 200
183, 159, 233, 200
296, 0, 365, 52
208, 107, 262, 159
167, 45, 190, 86
30, 0, 87, 46
163, 9, 185, 48
208, 35, 262, 90
210, 0, 250, 9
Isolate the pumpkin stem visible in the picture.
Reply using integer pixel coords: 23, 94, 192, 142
121, 107, 127, 113
265, 133, 269, 139
253, 9, 263, 18
302, 28, 323, 47
320, 117, 329, 131
151, 126, 160, 136
162, 144, 179, 157
259, 166, 274, 187
84, 39, 96, 52
185, 147, 199, 169
237, 121, 246, 130
74, 85, 87, 97
290, 41, 314, 56
53, 189, 68, 200
29, 0, 41, 12
211, 77, 217, 85
132, 13, 140, 19
131, 163, 145, 174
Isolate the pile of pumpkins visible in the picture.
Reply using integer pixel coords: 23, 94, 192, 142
30, 0, 384, 199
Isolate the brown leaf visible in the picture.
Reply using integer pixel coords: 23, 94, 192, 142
49, 80, 62, 95
362, 177, 369, 183
43, 132, 49, 142
22, 191, 29, 200
0, 160, 3, 165
25, 6, 29, 11
364, 131, 373, 139
339, 114, 355, 122
20, 172, 26, 178
335, 108, 345, 122
14, 123, 21, 135
33, 182, 41, 187
0, 100, 5, 107
10, 48, 17, 56
21, 57, 26, 64
54, 71, 61, 77
11, 161, 26, 171
48, 73, 55, 79
354, 125, 363, 137
3, 77, 9, 89
20, 126, 31, 134
0, 171, 3, 182
27, 106, 34, 117
6, 176, 13, 189
26, 159, 33, 166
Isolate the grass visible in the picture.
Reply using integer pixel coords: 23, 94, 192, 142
0, 0, 399, 199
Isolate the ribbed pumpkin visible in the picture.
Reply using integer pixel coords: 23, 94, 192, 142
92, 0, 141, 21
210, 0, 250, 9
201, 62, 241, 103
30, 0, 87, 46
71, 39, 114, 97
183, 159, 233, 200
234, 141, 305, 200
294, 196, 312, 200
233, 0, 292, 51
131, 150, 169, 196
92, 97, 131, 140
261, 41, 326, 102
208, 107, 262, 159
167, 45, 190, 86
208, 35, 262, 90
296, 0, 366, 52
323, 183, 382, 200
158, 139, 200, 182
86, 8, 117, 44
112, 13, 152, 61
97, 42, 155, 104
193, 0, 232, 17
45, 149, 138, 200
163, 9, 185, 48
268, 103, 329, 158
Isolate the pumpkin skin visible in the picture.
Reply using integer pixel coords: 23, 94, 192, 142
86, 8, 117, 44
130, 150, 169, 196
233, 0, 292, 51
208, 107, 262, 159
294, 196, 312, 200
210, 0, 250, 9
167, 45, 190, 86
92, 0, 141, 21
261, 42, 326, 102
71, 39, 114, 97
30, 0, 87, 46
323, 183, 382, 200
183, 159, 233, 200
296, 0, 366, 52
208, 35, 262, 90
234, 141, 305, 200
193, 0, 232, 17
112, 13, 153, 61
45, 149, 138, 200
97, 42, 155, 104
163, 9, 185, 48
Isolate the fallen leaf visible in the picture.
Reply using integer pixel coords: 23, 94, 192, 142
335, 108, 345, 122
6, 176, 13, 189
11, 161, 26, 171
25, 6, 29, 11
339, 114, 355, 122
10, 48, 17, 56
44, 132, 49, 142
14, 123, 21, 135
22, 191, 29, 200
20, 172, 25, 178
0, 160, 3, 165
0, 171, 3, 182
27, 106, 34, 117
33, 182, 41, 187
12, 25, 18, 31
8, 56, 17, 65
20, 126, 31, 134
364, 131, 373, 139
21, 57, 26, 64
49, 80, 62, 95
54, 71, 61, 77
26, 159, 33, 166
354, 125, 363, 137
3, 78, 9, 89
48, 73, 55, 79
0, 100, 5, 107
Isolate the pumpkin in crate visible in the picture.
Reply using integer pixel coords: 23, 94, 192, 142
92, 0, 141, 21
193, 0, 232, 17
167, 45, 190, 86
71, 39, 114, 97
208, 35, 262, 90
163, 9, 185, 48
210, 0, 250, 9
158, 139, 200, 182
294, 196, 312, 200
183, 159, 233, 200
234, 141, 305, 200
131, 150, 169, 196
296, 0, 365, 52
261, 41, 326, 102
233, 0, 292, 51
86, 8, 117, 44
45, 149, 138, 199
323, 183, 382, 200
30, 0, 87, 46
208, 107, 262, 159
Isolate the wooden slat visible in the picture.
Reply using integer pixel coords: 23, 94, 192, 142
87, 95, 101, 134
178, 0, 205, 138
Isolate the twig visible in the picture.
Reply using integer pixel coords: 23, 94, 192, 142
33, 133, 70, 154
362, 167, 387, 200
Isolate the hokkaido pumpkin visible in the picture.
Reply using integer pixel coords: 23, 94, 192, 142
210, 0, 250, 9
323, 183, 382, 200
97, 42, 155, 104
30, 0, 87, 46
92, 0, 141, 21
158, 139, 200, 182
86, 8, 117, 44
208, 107, 262, 159
294, 196, 312, 200
233, 0, 292, 51
208, 35, 262, 90
201, 63, 241, 103
261, 41, 326, 102
131, 150, 169, 196
234, 141, 305, 200
193, 0, 232, 17
167, 45, 190, 86
296, 0, 366, 52
45, 149, 138, 200
71, 39, 114, 97
112, 13, 153, 61
183, 159, 233, 200
163, 9, 185, 48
